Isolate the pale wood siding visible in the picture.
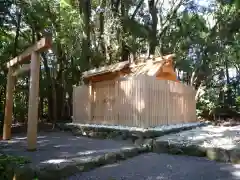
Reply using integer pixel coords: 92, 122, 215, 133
73, 75, 197, 128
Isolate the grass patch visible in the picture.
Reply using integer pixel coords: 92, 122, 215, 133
0, 153, 30, 180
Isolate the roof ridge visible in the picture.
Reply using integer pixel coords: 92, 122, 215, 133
82, 54, 175, 79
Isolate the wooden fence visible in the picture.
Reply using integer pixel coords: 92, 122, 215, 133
73, 75, 197, 128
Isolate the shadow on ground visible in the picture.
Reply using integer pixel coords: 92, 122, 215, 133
0, 131, 134, 165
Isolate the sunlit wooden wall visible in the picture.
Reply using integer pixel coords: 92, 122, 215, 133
73, 75, 197, 128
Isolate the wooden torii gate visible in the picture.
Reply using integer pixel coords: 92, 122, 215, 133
3, 37, 51, 151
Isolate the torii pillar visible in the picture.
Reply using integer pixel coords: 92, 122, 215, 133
3, 37, 51, 151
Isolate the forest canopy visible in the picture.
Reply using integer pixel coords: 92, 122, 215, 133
0, 0, 239, 123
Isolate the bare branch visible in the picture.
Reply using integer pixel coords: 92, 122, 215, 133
131, 0, 144, 20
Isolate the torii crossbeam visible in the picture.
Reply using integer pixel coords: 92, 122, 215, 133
3, 37, 51, 151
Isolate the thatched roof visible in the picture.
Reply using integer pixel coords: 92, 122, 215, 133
82, 54, 175, 79
82, 61, 129, 78
124, 59, 165, 78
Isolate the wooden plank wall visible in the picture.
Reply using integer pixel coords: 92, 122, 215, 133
73, 85, 89, 123
73, 75, 197, 127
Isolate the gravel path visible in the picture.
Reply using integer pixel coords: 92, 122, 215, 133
68, 153, 240, 180
156, 125, 240, 150
1, 126, 239, 180
0, 131, 133, 165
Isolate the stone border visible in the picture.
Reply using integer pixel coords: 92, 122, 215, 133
152, 140, 240, 164
13, 145, 151, 180
6, 122, 214, 180
56, 122, 208, 144
8, 138, 240, 180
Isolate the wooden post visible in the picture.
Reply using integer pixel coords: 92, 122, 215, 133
3, 67, 15, 140
88, 81, 93, 122
2, 37, 51, 144
115, 80, 119, 124
27, 52, 40, 151
72, 86, 76, 122
144, 75, 150, 128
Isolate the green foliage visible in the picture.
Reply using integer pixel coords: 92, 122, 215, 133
235, 96, 240, 106
197, 88, 221, 117
0, 0, 240, 122
0, 154, 30, 180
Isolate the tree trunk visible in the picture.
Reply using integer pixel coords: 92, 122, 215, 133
195, 82, 205, 101
99, 0, 106, 58
41, 52, 57, 123
39, 96, 44, 120
148, 0, 158, 56
13, 8, 22, 56
120, 0, 130, 61
225, 59, 232, 106
79, 0, 91, 69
